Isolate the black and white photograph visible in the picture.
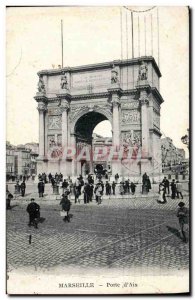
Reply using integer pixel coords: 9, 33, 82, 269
5, 5, 190, 294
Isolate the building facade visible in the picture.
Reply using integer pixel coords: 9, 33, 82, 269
35, 57, 163, 179
6, 142, 39, 178
161, 137, 186, 174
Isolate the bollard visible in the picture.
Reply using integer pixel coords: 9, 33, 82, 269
29, 235, 32, 244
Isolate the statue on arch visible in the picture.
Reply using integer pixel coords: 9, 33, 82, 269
37, 76, 46, 93
60, 72, 68, 89
138, 61, 148, 81
111, 64, 119, 84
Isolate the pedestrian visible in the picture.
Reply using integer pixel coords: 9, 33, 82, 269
26, 198, 40, 228
38, 179, 45, 197
20, 180, 26, 197
130, 182, 136, 195
142, 172, 148, 186
48, 173, 52, 183
89, 183, 94, 201
171, 179, 177, 199
60, 191, 71, 222
83, 182, 90, 204
176, 181, 183, 199
95, 183, 103, 205
6, 189, 13, 210
177, 202, 188, 242
162, 177, 170, 194
158, 183, 166, 203
74, 178, 81, 203
112, 181, 116, 195
146, 176, 151, 192
115, 173, 119, 182
105, 181, 111, 196
119, 182, 124, 195
62, 179, 69, 194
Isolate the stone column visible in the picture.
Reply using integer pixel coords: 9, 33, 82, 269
37, 101, 47, 159
70, 133, 77, 177
140, 90, 150, 158
112, 96, 120, 148
61, 99, 70, 152
108, 87, 122, 176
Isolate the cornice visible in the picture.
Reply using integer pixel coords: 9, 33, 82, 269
38, 56, 161, 78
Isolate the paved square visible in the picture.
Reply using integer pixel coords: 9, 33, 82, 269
6, 183, 189, 276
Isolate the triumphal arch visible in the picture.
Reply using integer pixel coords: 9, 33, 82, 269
34, 57, 163, 179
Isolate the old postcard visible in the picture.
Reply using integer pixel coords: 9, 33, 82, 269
6, 6, 190, 294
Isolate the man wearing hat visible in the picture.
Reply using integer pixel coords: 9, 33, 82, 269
60, 191, 71, 222
38, 179, 45, 197
26, 198, 40, 228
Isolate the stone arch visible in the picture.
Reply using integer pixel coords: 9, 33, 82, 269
70, 105, 112, 135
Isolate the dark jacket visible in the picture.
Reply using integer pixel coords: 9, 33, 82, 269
38, 181, 45, 193
60, 197, 71, 211
20, 182, 26, 190
27, 202, 40, 215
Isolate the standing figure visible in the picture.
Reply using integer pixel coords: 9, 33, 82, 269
74, 178, 81, 203
89, 183, 94, 201
119, 182, 124, 195
60, 191, 71, 222
162, 177, 170, 194
138, 61, 148, 81
26, 198, 40, 228
142, 172, 148, 186
105, 181, 111, 196
37, 76, 45, 93
95, 183, 103, 205
171, 179, 177, 199
177, 202, 188, 242
38, 180, 45, 197
60, 72, 68, 89
146, 176, 151, 192
112, 181, 116, 195
176, 181, 183, 199
158, 183, 166, 203
20, 180, 26, 197
6, 189, 13, 210
130, 182, 136, 195
84, 182, 91, 204
62, 179, 69, 194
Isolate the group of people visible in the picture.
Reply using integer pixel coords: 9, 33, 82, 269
158, 177, 184, 204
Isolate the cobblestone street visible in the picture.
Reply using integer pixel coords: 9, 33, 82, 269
6, 182, 189, 276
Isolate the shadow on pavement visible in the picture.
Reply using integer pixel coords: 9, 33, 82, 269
38, 217, 46, 224
166, 225, 182, 240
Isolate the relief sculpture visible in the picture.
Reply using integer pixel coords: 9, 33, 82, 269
121, 110, 140, 124
48, 116, 62, 130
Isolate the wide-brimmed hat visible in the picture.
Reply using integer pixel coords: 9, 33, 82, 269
178, 202, 185, 207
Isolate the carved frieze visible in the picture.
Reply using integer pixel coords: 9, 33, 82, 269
48, 116, 62, 130
121, 110, 141, 124
121, 101, 139, 110
48, 107, 62, 115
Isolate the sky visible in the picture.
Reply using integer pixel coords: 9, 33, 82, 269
6, 6, 189, 153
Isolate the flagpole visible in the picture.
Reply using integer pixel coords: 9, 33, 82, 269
61, 20, 64, 68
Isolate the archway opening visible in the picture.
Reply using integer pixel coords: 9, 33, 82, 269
74, 111, 112, 176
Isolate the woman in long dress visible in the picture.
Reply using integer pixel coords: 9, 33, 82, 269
158, 183, 166, 203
